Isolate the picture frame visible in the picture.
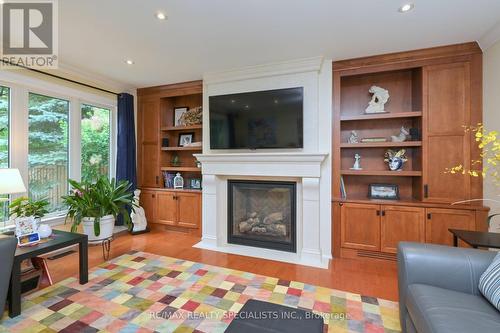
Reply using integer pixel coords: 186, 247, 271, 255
178, 132, 194, 147
368, 183, 399, 200
173, 107, 189, 127
190, 178, 202, 189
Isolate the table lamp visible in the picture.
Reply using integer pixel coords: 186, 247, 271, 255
0, 169, 27, 228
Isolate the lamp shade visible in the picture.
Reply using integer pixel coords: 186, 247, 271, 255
0, 169, 27, 195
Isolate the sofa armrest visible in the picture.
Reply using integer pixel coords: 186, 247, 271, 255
397, 242, 496, 331
0, 234, 17, 319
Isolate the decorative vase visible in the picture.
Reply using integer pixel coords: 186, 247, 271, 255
82, 215, 115, 241
38, 224, 52, 238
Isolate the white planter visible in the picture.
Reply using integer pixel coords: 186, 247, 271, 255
82, 215, 115, 241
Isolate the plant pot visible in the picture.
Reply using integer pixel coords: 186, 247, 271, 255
82, 215, 115, 241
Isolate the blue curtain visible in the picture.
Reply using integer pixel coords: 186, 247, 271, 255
116, 93, 137, 225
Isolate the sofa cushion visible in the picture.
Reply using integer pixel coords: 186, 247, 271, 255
479, 252, 500, 311
406, 284, 500, 333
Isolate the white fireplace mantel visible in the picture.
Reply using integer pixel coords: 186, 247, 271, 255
194, 152, 329, 268
194, 153, 327, 178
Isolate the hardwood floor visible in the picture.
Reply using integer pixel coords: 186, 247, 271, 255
48, 224, 398, 301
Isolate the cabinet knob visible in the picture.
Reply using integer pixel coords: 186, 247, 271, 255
152, 194, 155, 198
427, 213, 432, 220
339, 202, 343, 207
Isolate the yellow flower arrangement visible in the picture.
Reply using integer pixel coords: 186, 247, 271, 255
448, 124, 500, 185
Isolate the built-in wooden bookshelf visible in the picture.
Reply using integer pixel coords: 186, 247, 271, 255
332, 42, 487, 261
137, 81, 204, 236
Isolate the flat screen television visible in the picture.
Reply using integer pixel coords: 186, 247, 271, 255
209, 87, 303, 149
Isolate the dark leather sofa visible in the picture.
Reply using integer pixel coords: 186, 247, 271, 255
397, 242, 500, 333
0, 234, 16, 320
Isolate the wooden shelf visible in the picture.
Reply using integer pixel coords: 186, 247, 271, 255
161, 125, 202, 131
340, 111, 422, 121
340, 141, 422, 148
341, 170, 422, 176
161, 146, 202, 151
161, 166, 201, 172
142, 187, 202, 194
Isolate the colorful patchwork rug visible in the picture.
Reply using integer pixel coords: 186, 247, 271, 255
0, 251, 400, 332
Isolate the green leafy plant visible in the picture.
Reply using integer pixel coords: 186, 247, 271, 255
9, 197, 50, 219
62, 176, 135, 236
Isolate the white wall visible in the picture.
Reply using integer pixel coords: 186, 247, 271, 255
483, 39, 500, 231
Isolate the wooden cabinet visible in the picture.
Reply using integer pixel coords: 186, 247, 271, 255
140, 190, 157, 222
177, 193, 201, 228
337, 201, 483, 258
138, 100, 161, 188
423, 62, 471, 203
140, 188, 202, 235
332, 43, 486, 260
425, 208, 475, 246
381, 206, 425, 253
341, 203, 380, 251
157, 192, 177, 225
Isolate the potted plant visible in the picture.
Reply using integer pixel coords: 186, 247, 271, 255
62, 176, 135, 241
9, 197, 50, 225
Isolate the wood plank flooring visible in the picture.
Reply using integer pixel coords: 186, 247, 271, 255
48, 224, 398, 301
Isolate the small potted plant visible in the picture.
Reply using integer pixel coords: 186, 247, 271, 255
9, 197, 50, 225
62, 176, 135, 241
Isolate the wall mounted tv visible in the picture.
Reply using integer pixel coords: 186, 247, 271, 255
209, 87, 304, 149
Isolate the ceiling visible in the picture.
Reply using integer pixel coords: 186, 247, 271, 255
59, 0, 500, 89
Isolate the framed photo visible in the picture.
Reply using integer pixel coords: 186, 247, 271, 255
368, 184, 399, 200
174, 107, 189, 127
178, 132, 194, 147
190, 178, 202, 189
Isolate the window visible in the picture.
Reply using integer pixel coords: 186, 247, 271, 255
0, 86, 9, 168
28, 93, 69, 213
81, 104, 111, 182
0, 86, 9, 222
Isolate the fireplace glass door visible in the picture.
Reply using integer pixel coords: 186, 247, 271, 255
228, 180, 296, 252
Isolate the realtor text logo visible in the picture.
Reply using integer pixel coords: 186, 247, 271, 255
1, 0, 58, 68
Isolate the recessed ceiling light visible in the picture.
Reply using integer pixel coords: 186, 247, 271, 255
398, 3, 414, 13
125, 59, 134, 65
156, 12, 167, 20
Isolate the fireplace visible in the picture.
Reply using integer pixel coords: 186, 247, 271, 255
227, 180, 296, 252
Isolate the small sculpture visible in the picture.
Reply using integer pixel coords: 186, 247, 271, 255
391, 126, 409, 142
365, 86, 389, 114
348, 130, 359, 144
171, 154, 180, 166
384, 149, 408, 171
131, 190, 148, 233
350, 153, 362, 170
173, 173, 184, 189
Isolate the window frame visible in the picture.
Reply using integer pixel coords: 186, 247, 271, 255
0, 72, 118, 224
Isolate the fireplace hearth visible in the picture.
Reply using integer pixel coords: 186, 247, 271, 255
228, 180, 296, 252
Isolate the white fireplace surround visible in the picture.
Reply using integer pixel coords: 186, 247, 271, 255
194, 56, 332, 268
194, 153, 328, 267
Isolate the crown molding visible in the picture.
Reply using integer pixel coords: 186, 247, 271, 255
55, 62, 136, 94
203, 56, 324, 84
479, 20, 500, 51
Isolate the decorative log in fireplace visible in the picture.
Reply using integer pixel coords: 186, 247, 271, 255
228, 180, 296, 252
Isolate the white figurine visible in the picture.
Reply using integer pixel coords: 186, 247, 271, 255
131, 190, 148, 232
350, 153, 362, 170
348, 130, 359, 144
391, 126, 409, 142
365, 86, 390, 114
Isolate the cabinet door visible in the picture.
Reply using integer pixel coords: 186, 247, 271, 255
156, 192, 177, 225
425, 208, 475, 246
380, 206, 425, 254
341, 203, 380, 251
177, 193, 201, 229
140, 190, 157, 223
138, 100, 160, 188
423, 62, 471, 203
